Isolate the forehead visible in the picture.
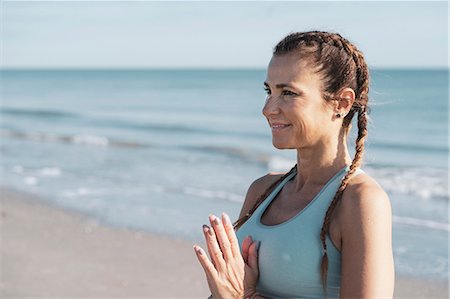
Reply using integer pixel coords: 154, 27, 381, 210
265, 53, 321, 88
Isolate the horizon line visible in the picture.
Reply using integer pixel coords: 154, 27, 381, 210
1, 66, 449, 71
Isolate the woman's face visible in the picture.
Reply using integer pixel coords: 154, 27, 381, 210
262, 52, 336, 150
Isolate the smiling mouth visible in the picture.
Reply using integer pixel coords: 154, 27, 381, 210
271, 124, 292, 131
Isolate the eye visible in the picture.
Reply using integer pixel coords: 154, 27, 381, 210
264, 87, 271, 95
282, 90, 297, 96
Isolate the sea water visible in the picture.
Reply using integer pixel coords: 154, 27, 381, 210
0, 69, 448, 281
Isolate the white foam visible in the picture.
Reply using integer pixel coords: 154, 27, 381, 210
147, 184, 243, 202
24, 176, 37, 185
38, 167, 61, 177
369, 167, 449, 200
182, 186, 243, 202
268, 156, 295, 173
78, 188, 89, 195
71, 135, 109, 147
266, 157, 449, 201
393, 215, 450, 231
61, 187, 108, 198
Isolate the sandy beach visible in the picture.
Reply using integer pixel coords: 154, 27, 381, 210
0, 186, 448, 298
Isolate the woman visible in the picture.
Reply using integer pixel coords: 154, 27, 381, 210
193, 30, 395, 298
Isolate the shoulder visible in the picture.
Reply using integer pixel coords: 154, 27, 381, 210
238, 171, 286, 219
341, 173, 390, 217
340, 171, 392, 224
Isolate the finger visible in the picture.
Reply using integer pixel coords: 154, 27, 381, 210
221, 212, 241, 258
209, 214, 233, 261
202, 225, 217, 269
203, 224, 226, 272
242, 235, 253, 263
248, 241, 260, 272
193, 244, 218, 279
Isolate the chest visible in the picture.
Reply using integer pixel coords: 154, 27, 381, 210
259, 183, 343, 252
235, 201, 343, 298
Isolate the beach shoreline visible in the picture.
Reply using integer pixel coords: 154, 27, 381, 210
0, 186, 448, 298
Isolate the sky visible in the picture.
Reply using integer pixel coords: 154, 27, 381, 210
1, 1, 449, 69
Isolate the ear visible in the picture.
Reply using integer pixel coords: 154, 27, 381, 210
335, 88, 356, 114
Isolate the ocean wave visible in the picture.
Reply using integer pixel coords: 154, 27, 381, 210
72, 134, 109, 147
268, 156, 295, 173
37, 167, 62, 177
262, 158, 449, 201
393, 215, 450, 231
369, 166, 448, 201
192, 145, 271, 165
24, 176, 38, 185
10, 165, 62, 179
61, 187, 111, 198
182, 187, 243, 202
149, 184, 243, 203
2, 128, 448, 201
1, 107, 79, 119
0, 129, 149, 148
94, 119, 268, 139
371, 141, 449, 153
145, 184, 450, 232
5, 107, 448, 152
1, 129, 269, 164
0, 107, 268, 139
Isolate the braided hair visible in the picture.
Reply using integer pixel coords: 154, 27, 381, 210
232, 30, 371, 295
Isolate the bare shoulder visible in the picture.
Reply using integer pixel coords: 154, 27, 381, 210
238, 171, 286, 219
339, 171, 393, 234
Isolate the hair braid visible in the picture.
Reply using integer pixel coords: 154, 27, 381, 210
319, 107, 369, 294
232, 164, 298, 231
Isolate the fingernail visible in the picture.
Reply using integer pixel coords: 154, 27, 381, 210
193, 245, 203, 255
212, 215, 220, 226
222, 212, 231, 225
202, 224, 209, 234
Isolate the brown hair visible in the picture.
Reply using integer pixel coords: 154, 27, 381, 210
232, 30, 371, 295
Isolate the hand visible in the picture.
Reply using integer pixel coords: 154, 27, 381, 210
193, 212, 260, 299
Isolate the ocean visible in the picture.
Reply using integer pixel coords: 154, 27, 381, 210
0, 69, 448, 281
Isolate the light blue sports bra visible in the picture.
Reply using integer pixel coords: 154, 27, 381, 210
236, 165, 365, 298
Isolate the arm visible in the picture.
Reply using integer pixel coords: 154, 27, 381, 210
339, 182, 395, 298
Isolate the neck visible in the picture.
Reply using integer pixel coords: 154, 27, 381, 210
293, 133, 352, 192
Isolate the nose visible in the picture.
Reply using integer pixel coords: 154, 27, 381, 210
262, 95, 280, 117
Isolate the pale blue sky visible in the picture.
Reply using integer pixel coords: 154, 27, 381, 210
2, 1, 448, 69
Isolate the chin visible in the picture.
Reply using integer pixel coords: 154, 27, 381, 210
272, 140, 295, 150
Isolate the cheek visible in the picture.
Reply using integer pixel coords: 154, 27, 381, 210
288, 107, 312, 133
292, 119, 316, 142
290, 103, 329, 132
